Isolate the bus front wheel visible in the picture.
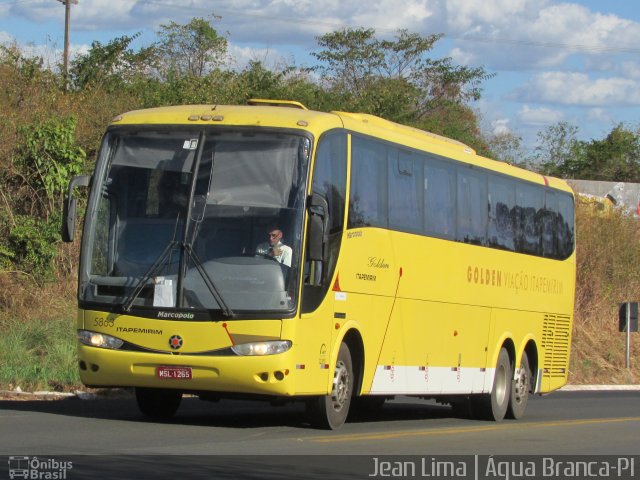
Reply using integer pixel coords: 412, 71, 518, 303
135, 388, 182, 419
307, 342, 353, 430
472, 347, 511, 421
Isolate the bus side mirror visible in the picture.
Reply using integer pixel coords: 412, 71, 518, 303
307, 193, 329, 262
62, 175, 91, 243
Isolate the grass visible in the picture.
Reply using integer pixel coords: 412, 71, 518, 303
1, 200, 640, 391
0, 274, 81, 392
0, 315, 80, 391
570, 324, 640, 384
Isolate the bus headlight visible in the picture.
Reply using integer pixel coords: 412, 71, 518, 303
78, 330, 124, 350
231, 340, 292, 356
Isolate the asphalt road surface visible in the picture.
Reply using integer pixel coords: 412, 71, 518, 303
1, 390, 639, 479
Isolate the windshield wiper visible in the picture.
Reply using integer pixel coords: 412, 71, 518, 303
183, 245, 235, 318
121, 211, 182, 312
121, 240, 234, 317
121, 240, 179, 313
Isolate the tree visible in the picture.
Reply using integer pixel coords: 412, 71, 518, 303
537, 122, 640, 181
486, 131, 526, 166
535, 122, 584, 178
311, 27, 493, 150
582, 125, 640, 182
69, 33, 158, 91
313, 28, 393, 97
235, 60, 292, 99
155, 16, 228, 78
313, 28, 492, 113
230, 60, 332, 110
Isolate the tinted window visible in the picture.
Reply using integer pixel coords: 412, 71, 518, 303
349, 137, 388, 228
457, 168, 487, 245
389, 149, 422, 232
303, 131, 347, 313
515, 183, 543, 255
557, 193, 575, 259
541, 191, 558, 258
345, 134, 575, 261
312, 132, 347, 234
424, 159, 456, 239
488, 176, 516, 251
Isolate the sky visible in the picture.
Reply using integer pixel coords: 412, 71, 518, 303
1, 0, 639, 152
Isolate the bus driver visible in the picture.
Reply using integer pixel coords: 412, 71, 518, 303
256, 227, 292, 267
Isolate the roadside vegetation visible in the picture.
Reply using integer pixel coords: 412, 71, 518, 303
1, 15, 639, 391
570, 200, 640, 384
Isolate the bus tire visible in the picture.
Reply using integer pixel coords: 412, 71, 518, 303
307, 342, 353, 430
506, 352, 531, 420
472, 347, 511, 421
135, 388, 182, 419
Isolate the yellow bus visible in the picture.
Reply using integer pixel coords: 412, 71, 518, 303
63, 99, 575, 429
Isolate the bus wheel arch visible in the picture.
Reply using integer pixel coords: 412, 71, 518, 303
306, 329, 363, 430
523, 340, 539, 393
307, 341, 354, 429
341, 329, 387, 412
342, 328, 365, 397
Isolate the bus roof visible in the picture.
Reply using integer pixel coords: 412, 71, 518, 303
110, 101, 572, 194
111, 102, 342, 132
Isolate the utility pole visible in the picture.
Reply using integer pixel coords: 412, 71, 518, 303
56, 0, 78, 89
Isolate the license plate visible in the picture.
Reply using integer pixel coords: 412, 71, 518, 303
156, 366, 192, 380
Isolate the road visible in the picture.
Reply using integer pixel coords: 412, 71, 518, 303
1, 390, 639, 479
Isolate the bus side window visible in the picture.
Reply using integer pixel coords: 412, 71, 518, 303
348, 136, 388, 229
424, 159, 456, 239
302, 132, 347, 313
389, 149, 422, 233
515, 183, 543, 256
457, 167, 487, 246
557, 193, 575, 259
541, 191, 558, 258
488, 175, 516, 251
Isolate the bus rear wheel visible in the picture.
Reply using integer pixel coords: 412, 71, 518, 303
307, 342, 353, 430
507, 352, 531, 419
471, 347, 511, 421
135, 388, 182, 419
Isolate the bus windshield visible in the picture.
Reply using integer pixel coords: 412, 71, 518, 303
79, 128, 310, 316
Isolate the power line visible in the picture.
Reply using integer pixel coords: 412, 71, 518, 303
0, 0, 43, 5
450, 34, 640, 55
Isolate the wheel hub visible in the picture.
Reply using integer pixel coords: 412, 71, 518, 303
513, 368, 528, 403
331, 360, 350, 411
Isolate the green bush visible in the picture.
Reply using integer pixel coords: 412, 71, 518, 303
7, 215, 61, 281
2, 116, 85, 282
14, 116, 85, 218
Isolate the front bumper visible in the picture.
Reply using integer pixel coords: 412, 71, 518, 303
78, 344, 295, 396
